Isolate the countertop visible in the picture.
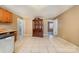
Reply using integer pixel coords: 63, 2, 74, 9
0, 29, 16, 34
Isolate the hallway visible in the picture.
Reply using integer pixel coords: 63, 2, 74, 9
15, 37, 79, 53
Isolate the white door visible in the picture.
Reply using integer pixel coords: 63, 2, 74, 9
53, 19, 58, 36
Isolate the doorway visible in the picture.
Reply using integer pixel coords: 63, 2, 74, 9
48, 19, 58, 38
48, 22, 54, 38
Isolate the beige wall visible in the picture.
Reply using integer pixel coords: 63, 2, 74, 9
57, 6, 79, 46
24, 17, 32, 37
24, 17, 49, 37
43, 19, 48, 37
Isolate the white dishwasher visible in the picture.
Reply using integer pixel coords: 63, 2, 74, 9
0, 34, 14, 53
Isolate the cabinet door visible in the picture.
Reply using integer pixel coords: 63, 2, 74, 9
3, 10, 12, 23
7, 12, 12, 23
0, 8, 4, 22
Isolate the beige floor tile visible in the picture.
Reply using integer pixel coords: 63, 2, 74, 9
15, 37, 79, 53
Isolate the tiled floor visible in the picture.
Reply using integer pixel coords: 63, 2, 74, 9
15, 37, 79, 53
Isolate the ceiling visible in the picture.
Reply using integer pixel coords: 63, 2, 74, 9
0, 5, 73, 19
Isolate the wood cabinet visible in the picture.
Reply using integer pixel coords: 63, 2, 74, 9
0, 8, 3, 21
0, 8, 12, 23
33, 17, 43, 37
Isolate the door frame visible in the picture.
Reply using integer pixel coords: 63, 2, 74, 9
48, 22, 54, 32
48, 19, 58, 36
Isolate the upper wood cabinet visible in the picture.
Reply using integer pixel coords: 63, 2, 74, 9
0, 8, 12, 23
0, 8, 3, 21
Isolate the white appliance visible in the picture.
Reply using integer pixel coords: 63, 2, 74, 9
17, 18, 24, 40
0, 35, 14, 53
